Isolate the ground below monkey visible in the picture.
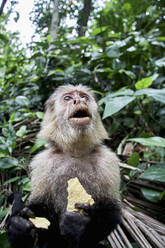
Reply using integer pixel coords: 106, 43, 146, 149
7, 84, 121, 248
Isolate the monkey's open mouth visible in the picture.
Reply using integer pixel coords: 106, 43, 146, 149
72, 110, 90, 118
69, 109, 91, 126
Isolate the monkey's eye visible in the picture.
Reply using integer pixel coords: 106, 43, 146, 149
80, 94, 89, 100
64, 95, 73, 101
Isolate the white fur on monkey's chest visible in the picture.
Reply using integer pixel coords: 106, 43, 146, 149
30, 146, 120, 213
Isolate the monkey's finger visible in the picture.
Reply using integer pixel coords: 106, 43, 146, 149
9, 216, 34, 232
75, 202, 90, 210
20, 207, 35, 218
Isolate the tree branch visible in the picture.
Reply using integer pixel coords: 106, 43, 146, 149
0, 0, 8, 15
77, 0, 92, 37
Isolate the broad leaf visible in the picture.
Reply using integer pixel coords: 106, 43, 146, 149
103, 96, 135, 118
135, 74, 158, 90
135, 88, 165, 104
141, 188, 161, 203
140, 165, 165, 183
128, 137, 165, 147
15, 96, 30, 106
0, 157, 18, 169
106, 44, 122, 58
98, 89, 134, 105
155, 57, 165, 67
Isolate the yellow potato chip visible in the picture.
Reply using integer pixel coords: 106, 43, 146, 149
29, 217, 50, 229
67, 177, 94, 212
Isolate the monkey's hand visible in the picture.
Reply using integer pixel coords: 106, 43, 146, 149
74, 202, 91, 215
7, 215, 37, 248
75, 200, 121, 246
59, 211, 90, 246
6, 194, 38, 248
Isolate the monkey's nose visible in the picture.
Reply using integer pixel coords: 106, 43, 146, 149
73, 99, 80, 105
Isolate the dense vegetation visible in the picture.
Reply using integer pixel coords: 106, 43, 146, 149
0, 0, 165, 247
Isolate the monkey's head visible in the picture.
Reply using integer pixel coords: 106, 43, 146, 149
38, 84, 108, 154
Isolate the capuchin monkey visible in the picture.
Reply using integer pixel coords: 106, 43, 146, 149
7, 84, 121, 248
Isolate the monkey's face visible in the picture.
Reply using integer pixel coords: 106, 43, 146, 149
57, 89, 97, 128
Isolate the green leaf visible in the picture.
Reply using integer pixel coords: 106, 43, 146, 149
0, 33, 9, 43
0, 157, 18, 169
156, 36, 165, 41
141, 188, 161, 203
103, 96, 135, 118
119, 69, 136, 80
4, 176, 20, 185
108, 89, 134, 98
99, 89, 134, 105
23, 181, 31, 192
16, 126, 27, 138
9, 112, 16, 123
135, 75, 158, 90
0, 233, 11, 248
135, 88, 165, 104
106, 45, 122, 58
91, 26, 107, 36
30, 138, 47, 154
36, 112, 44, 119
128, 137, 165, 147
155, 57, 165, 67
15, 96, 30, 106
127, 152, 140, 166
93, 90, 104, 97
140, 165, 165, 183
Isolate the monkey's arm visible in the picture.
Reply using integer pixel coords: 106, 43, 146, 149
6, 194, 50, 248
77, 199, 121, 243
60, 199, 121, 248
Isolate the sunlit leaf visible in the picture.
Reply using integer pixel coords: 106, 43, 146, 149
91, 26, 107, 36
156, 36, 165, 41
135, 74, 158, 90
23, 181, 31, 192
128, 137, 165, 147
36, 112, 44, 119
16, 126, 27, 138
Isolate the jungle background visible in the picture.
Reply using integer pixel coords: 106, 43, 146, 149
0, 0, 165, 247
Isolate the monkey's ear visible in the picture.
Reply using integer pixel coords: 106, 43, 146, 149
45, 96, 54, 111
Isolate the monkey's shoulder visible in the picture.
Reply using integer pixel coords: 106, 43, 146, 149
94, 145, 119, 165
29, 145, 119, 172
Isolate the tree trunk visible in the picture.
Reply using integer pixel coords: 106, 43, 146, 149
77, 0, 92, 37
50, 0, 59, 42
0, 0, 8, 15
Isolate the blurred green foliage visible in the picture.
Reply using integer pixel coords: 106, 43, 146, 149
0, 0, 165, 246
